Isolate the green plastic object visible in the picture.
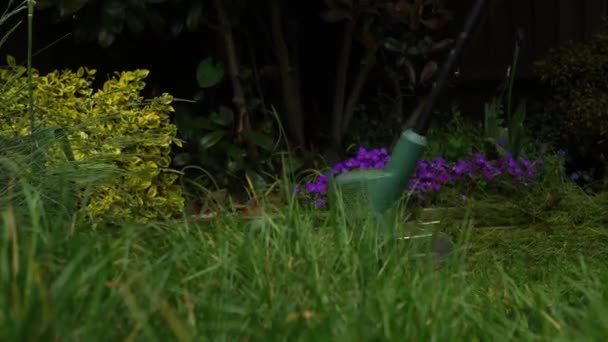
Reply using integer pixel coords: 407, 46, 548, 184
370, 129, 427, 212
331, 129, 427, 235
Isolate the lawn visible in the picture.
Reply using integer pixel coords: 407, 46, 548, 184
2, 178, 608, 341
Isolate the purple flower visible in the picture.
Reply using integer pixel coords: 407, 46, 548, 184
570, 172, 580, 181
519, 158, 534, 178
305, 183, 317, 193
437, 172, 451, 183
332, 162, 348, 174
481, 168, 495, 181
295, 145, 544, 208
452, 160, 471, 176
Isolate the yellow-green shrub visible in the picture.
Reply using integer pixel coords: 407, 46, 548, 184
0, 55, 184, 225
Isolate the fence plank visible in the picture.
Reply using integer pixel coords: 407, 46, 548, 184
558, 0, 582, 43
533, 0, 558, 61
512, 0, 535, 77
458, 0, 608, 82
583, 0, 606, 40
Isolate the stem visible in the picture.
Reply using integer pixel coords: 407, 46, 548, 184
213, 0, 259, 163
341, 46, 376, 136
27, 0, 34, 133
269, 0, 305, 148
506, 40, 520, 124
414, 0, 487, 134
391, 76, 404, 121
331, 19, 354, 150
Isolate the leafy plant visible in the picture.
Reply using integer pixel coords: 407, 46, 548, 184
483, 34, 528, 159
423, 105, 485, 162
0, 56, 184, 225
173, 58, 283, 192
343, 106, 402, 149
196, 57, 224, 89
535, 28, 608, 187
318, 0, 455, 150
36, 0, 210, 47
483, 98, 528, 159
380, 1, 453, 82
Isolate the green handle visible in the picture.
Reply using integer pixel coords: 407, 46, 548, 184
369, 129, 427, 212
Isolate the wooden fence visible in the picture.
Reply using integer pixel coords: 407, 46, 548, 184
455, 0, 608, 81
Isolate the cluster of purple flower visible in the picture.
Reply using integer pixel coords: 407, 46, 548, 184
407, 153, 540, 202
293, 147, 391, 208
294, 146, 542, 208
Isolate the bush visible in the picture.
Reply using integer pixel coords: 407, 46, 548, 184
535, 31, 608, 156
0, 56, 184, 225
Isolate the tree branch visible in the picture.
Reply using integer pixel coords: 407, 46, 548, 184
214, 0, 258, 161
269, 0, 306, 148
341, 45, 377, 137
331, 18, 355, 149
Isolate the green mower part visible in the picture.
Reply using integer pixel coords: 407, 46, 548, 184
332, 129, 427, 235
369, 129, 427, 213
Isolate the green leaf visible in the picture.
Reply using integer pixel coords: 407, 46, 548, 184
511, 100, 527, 126
383, 37, 404, 52
227, 145, 245, 163
508, 100, 528, 158
241, 130, 274, 151
193, 117, 220, 131
103, 0, 126, 17
227, 160, 243, 174
407, 46, 420, 55
174, 105, 196, 139
227, 145, 245, 173
186, 2, 204, 31
483, 99, 502, 140
210, 107, 234, 126
403, 60, 416, 86
196, 57, 224, 88
173, 152, 191, 167
171, 21, 184, 37
146, 11, 167, 33
97, 29, 116, 48
282, 155, 304, 174
102, 13, 125, 34
199, 131, 225, 150
59, 0, 90, 16
246, 170, 268, 193
126, 16, 145, 34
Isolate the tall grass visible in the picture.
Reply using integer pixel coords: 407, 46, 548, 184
2, 178, 608, 340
